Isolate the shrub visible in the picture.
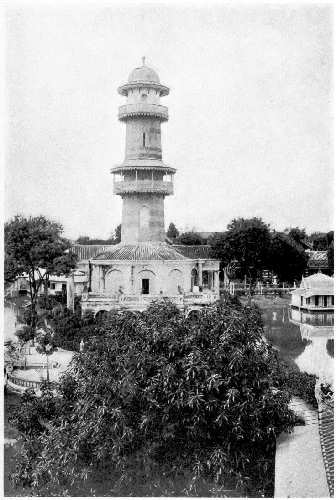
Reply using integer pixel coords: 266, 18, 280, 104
10, 301, 295, 497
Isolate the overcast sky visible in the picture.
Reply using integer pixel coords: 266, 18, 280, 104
5, 2, 333, 239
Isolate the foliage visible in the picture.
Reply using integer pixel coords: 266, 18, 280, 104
113, 224, 122, 243
76, 224, 121, 245
267, 232, 308, 283
5, 215, 77, 329
15, 325, 35, 343
309, 232, 329, 250
37, 295, 63, 311
167, 222, 179, 239
176, 231, 206, 245
10, 301, 295, 497
47, 308, 96, 351
327, 240, 334, 270
35, 324, 58, 382
272, 357, 317, 408
209, 218, 271, 281
326, 339, 334, 358
284, 227, 307, 243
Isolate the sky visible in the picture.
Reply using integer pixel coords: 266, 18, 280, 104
5, 1, 333, 239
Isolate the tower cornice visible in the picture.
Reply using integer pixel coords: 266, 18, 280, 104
118, 81, 169, 97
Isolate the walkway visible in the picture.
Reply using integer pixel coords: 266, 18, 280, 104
274, 397, 330, 497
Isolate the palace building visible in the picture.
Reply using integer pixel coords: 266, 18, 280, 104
71, 59, 220, 315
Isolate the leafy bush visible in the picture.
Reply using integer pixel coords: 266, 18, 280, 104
37, 295, 63, 311
272, 357, 317, 408
10, 301, 295, 497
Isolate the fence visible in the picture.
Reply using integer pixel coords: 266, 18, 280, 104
7, 374, 58, 391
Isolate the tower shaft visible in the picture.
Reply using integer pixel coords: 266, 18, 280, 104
111, 61, 175, 244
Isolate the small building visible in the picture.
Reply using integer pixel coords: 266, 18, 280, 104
291, 272, 334, 311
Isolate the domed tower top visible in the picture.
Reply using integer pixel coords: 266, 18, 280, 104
128, 57, 160, 83
118, 57, 169, 97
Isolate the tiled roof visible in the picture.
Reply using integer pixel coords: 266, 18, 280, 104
92, 242, 190, 261
71, 245, 116, 261
302, 273, 334, 291
306, 250, 329, 269
172, 245, 214, 259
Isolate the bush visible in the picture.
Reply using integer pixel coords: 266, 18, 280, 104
272, 357, 317, 408
10, 301, 295, 497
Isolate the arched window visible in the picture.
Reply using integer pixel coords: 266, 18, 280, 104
143, 132, 146, 147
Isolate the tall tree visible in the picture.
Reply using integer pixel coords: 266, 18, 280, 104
268, 232, 308, 283
5, 215, 77, 329
209, 218, 271, 281
167, 222, 179, 239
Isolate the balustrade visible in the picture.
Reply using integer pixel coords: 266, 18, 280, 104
118, 103, 168, 121
113, 179, 173, 195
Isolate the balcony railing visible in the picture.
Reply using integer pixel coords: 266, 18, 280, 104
118, 103, 168, 121
113, 179, 174, 195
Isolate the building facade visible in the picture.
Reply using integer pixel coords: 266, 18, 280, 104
77, 60, 220, 315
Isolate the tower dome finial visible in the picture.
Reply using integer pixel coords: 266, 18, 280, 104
142, 56, 146, 66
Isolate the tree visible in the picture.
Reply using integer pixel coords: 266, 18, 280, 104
268, 233, 308, 283
209, 218, 271, 281
167, 222, 179, 239
326, 231, 334, 246
75, 236, 91, 245
284, 227, 307, 243
177, 231, 206, 245
113, 224, 121, 243
327, 240, 334, 271
11, 301, 295, 497
5, 215, 78, 330
309, 232, 328, 250
35, 324, 58, 383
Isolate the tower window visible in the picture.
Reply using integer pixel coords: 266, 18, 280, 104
143, 132, 146, 147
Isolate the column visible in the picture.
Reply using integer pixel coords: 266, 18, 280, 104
198, 260, 203, 288
99, 266, 105, 292
213, 271, 219, 293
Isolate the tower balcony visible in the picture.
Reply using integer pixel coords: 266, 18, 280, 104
113, 179, 174, 195
118, 103, 168, 122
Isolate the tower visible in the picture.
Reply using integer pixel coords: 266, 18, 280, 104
111, 58, 175, 243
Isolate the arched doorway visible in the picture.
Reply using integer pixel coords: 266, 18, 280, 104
137, 269, 156, 295
95, 310, 109, 321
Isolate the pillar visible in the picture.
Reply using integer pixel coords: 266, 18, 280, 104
198, 261, 203, 287
67, 273, 75, 312
213, 271, 219, 292
99, 266, 105, 292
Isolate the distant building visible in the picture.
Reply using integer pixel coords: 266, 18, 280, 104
291, 272, 334, 311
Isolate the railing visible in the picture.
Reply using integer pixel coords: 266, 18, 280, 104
82, 292, 218, 311
7, 374, 57, 391
118, 103, 168, 121
113, 179, 173, 195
